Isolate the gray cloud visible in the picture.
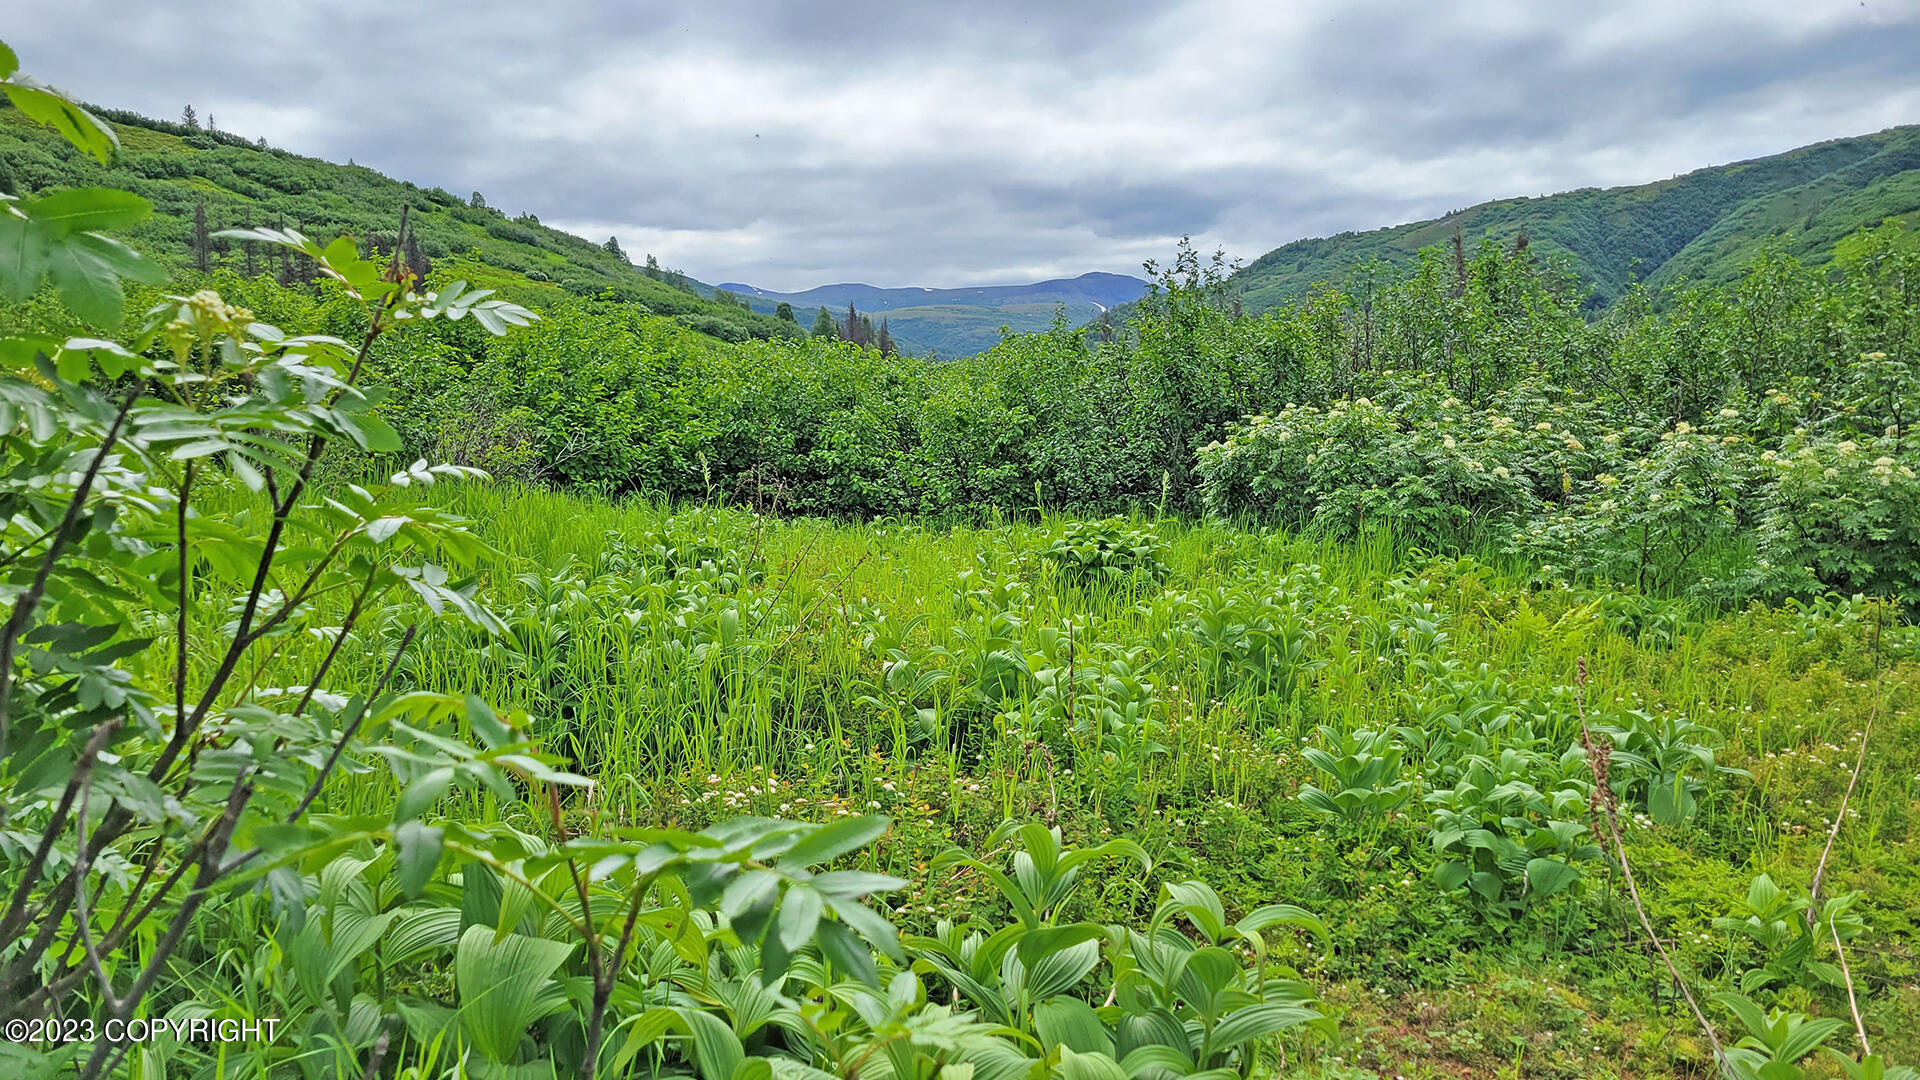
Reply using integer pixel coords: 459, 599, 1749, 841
8, 1, 1920, 290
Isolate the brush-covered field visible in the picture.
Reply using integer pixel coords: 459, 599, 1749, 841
163, 479, 1920, 1078
5, 38, 1920, 1080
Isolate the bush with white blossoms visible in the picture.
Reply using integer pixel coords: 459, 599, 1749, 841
1196, 397, 1537, 546
1514, 417, 1759, 597
1196, 372, 1632, 547
1199, 352, 1920, 608
1752, 431, 1920, 602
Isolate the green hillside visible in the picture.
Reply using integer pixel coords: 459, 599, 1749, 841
0, 102, 797, 340
1235, 125, 1920, 310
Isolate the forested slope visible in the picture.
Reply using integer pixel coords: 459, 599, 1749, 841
0, 102, 796, 340
1234, 124, 1920, 310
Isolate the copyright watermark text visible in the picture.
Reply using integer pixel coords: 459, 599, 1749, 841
4, 1015, 282, 1046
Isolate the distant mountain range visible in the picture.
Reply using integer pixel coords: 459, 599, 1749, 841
707, 272, 1149, 357
1232, 125, 1920, 313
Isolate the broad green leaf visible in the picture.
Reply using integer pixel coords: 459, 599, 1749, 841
814, 919, 880, 987
1778, 1016, 1847, 1065
780, 814, 889, 867
674, 1007, 746, 1080
1015, 921, 1106, 967
810, 870, 907, 899
47, 232, 163, 328
394, 765, 455, 822
1179, 946, 1240, 1000
1021, 937, 1101, 1001
1714, 992, 1774, 1041
1235, 902, 1328, 944
1034, 996, 1112, 1055
394, 820, 444, 898
1206, 1002, 1322, 1053
1120, 1044, 1195, 1076
384, 908, 462, 965
454, 925, 575, 1064
1054, 1048, 1128, 1080
323, 907, 401, 986
1163, 880, 1227, 942
0, 1040, 66, 1080
777, 883, 824, 952
1648, 780, 1693, 826
1115, 1009, 1193, 1062
1524, 858, 1582, 897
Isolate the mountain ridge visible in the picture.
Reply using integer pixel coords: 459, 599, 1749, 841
1231, 124, 1920, 312
706, 271, 1149, 356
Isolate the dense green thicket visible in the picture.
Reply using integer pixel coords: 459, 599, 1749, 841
1231, 125, 1920, 311
16, 223, 1914, 606
136, 228, 1905, 608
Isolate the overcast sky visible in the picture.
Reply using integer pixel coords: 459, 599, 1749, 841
11, 1, 1920, 290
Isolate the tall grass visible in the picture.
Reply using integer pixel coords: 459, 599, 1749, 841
162, 479, 1915, 861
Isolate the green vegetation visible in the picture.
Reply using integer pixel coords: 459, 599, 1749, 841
1232, 125, 1920, 312
0, 96, 797, 343
3, 38, 1920, 1080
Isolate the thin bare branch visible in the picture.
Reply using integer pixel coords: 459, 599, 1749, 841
1576, 657, 1731, 1077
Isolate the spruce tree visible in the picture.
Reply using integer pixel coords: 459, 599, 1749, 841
403, 231, 431, 282
241, 212, 258, 277
191, 201, 209, 272
810, 306, 836, 338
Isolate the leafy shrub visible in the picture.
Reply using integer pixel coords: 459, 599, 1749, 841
1171, 578, 1327, 701
1040, 518, 1170, 585
1424, 749, 1601, 919
1297, 726, 1413, 826
1518, 417, 1755, 596
1595, 710, 1746, 825
673, 310, 749, 342
1713, 874, 1865, 995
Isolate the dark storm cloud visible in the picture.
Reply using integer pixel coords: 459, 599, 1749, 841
1292, 3, 1920, 155
7, 1, 1919, 290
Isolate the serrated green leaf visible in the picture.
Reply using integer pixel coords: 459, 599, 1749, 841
777, 882, 823, 952
42, 233, 156, 329
23, 189, 151, 236
5, 83, 120, 164
0, 215, 51, 304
